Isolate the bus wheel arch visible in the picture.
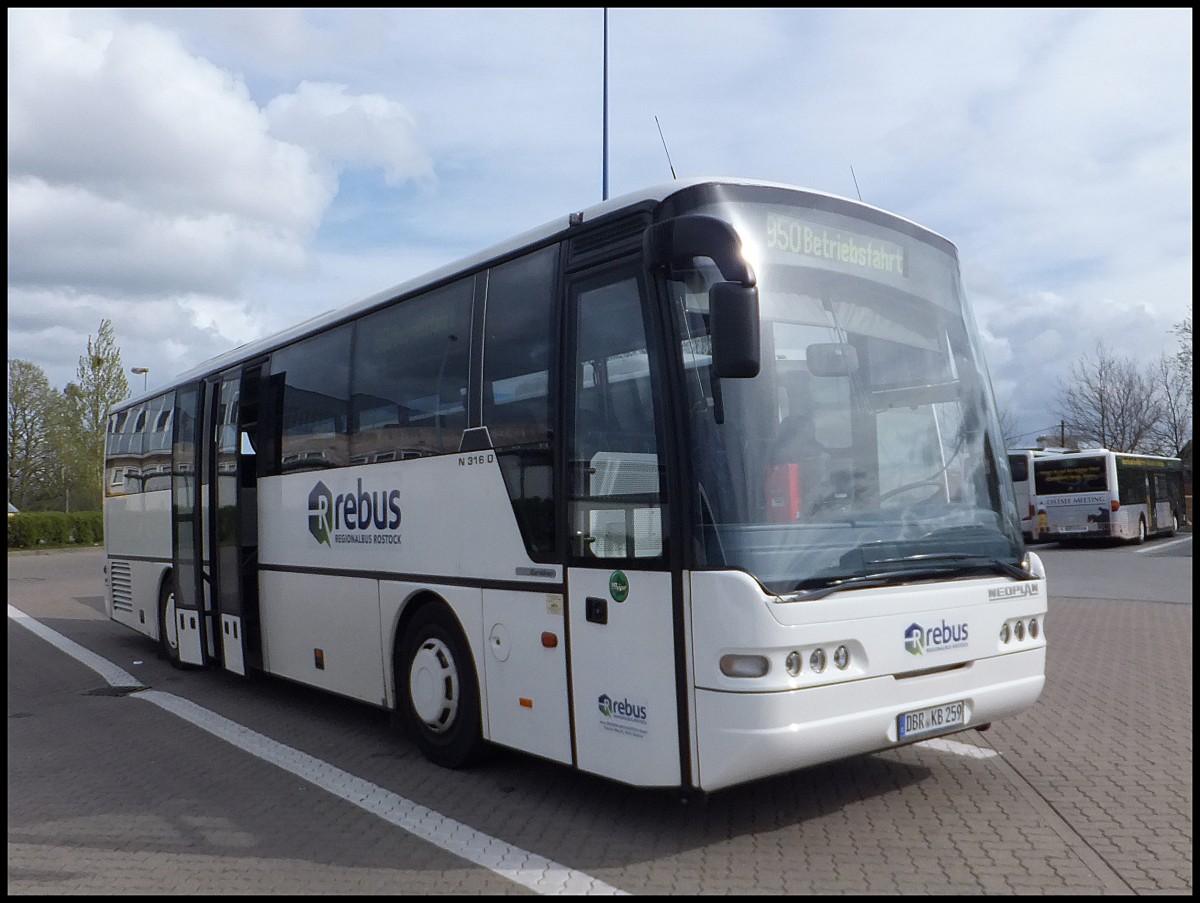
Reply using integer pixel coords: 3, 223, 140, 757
394, 595, 486, 769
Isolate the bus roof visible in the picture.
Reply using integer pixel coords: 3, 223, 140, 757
1032, 448, 1182, 465
115, 177, 951, 409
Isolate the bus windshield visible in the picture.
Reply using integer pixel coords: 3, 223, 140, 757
665, 188, 1023, 594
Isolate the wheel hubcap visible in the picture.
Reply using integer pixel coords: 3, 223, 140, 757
409, 638, 459, 732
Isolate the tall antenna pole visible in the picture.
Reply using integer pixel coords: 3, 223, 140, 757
602, 8, 609, 201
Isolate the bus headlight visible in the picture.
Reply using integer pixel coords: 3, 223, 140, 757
720, 654, 770, 678
1014, 620, 1025, 641
809, 648, 827, 673
1000, 623, 1011, 643
1029, 618, 1039, 639
785, 651, 803, 676
833, 645, 850, 670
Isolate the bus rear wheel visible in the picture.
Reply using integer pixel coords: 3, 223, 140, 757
398, 604, 486, 769
158, 578, 182, 667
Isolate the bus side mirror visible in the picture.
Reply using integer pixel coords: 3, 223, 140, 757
711, 282, 760, 378
643, 215, 756, 286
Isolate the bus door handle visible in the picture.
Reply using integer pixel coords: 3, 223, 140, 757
585, 596, 608, 625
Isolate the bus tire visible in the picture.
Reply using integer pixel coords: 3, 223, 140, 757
398, 603, 486, 769
157, 577, 183, 668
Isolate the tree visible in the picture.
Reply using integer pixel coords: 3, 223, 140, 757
68, 319, 130, 510
1173, 315, 1192, 407
1148, 352, 1192, 456
47, 383, 95, 512
7, 359, 57, 509
1054, 341, 1161, 452
995, 404, 1024, 450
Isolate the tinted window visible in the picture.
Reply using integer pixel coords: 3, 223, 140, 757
482, 245, 559, 558
350, 278, 474, 462
273, 325, 352, 472
142, 393, 175, 492
1007, 454, 1028, 481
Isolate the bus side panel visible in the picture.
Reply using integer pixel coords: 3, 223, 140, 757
107, 559, 171, 641
568, 568, 681, 788
105, 489, 173, 639
106, 489, 172, 560
1115, 503, 1146, 540
478, 588, 572, 765
258, 571, 386, 706
256, 459, 548, 584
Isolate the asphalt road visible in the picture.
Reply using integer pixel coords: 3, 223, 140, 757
7, 537, 1192, 894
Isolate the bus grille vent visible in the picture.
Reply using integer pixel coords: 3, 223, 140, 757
568, 213, 650, 268
110, 560, 134, 612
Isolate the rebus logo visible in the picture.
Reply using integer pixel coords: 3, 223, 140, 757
905, 619, 969, 656
307, 478, 402, 545
598, 693, 646, 721
309, 481, 333, 546
904, 623, 925, 656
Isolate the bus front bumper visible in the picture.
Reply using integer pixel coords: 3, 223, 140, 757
692, 647, 1044, 792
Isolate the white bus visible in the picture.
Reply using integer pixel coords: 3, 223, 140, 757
104, 178, 1047, 793
1034, 449, 1186, 544
1007, 449, 1049, 542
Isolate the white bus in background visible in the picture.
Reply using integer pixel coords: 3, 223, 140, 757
104, 178, 1047, 794
1007, 448, 1054, 542
1034, 449, 1186, 544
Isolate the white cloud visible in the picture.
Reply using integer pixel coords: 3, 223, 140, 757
5, 7, 1191, 452
265, 81, 433, 187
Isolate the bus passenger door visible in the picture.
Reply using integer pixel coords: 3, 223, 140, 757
205, 365, 266, 676
207, 371, 245, 674
171, 382, 208, 666
564, 264, 682, 787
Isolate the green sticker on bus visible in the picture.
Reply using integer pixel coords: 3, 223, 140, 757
609, 570, 629, 603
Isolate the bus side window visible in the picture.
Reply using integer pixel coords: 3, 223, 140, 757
481, 244, 558, 559
273, 325, 352, 472
351, 277, 474, 461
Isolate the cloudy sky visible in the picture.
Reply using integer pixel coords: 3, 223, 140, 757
7, 8, 1192, 445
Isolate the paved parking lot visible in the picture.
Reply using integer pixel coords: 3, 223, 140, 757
7, 542, 1193, 894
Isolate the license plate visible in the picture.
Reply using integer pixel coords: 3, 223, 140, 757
898, 700, 966, 741
1059, 526, 1089, 533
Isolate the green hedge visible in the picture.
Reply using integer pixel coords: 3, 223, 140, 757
7, 511, 104, 549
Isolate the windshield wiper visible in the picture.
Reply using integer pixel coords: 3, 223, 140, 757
867, 553, 1035, 581
784, 554, 1035, 602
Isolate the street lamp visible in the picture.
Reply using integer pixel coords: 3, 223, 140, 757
131, 367, 149, 392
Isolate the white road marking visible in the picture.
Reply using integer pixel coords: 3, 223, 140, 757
9, 604, 626, 896
1134, 535, 1192, 554
8, 604, 145, 689
917, 736, 1000, 759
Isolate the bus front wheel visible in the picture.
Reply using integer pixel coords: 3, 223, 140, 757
398, 604, 486, 769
